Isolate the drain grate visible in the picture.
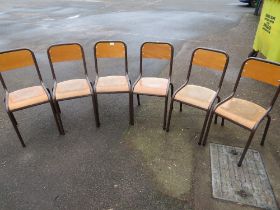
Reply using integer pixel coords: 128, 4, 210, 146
210, 143, 278, 210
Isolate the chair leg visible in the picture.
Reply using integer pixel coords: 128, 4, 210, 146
137, 94, 140, 106
55, 101, 61, 114
166, 99, 174, 132
238, 131, 255, 167
10, 112, 18, 126
221, 118, 225, 126
91, 94, 100, 128
163, 95, 169, 130
170, 83, 174, 96
93, 93, 100, 127
180, 102, 183, 112
129, 92, 134, 125
214, 96, 225, 126
50, 101, 65, 135
201, 110, 215, 146
49, 88, 61, 114
198, 110, 211, 145
261, 115, 271, 146
7, 111, 25, 147
214, 97, 221, 124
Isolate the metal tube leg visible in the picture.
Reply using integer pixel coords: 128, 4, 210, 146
261, 115, 271, 146
10, 112, 18, 126
198, 111, 210, 145
53, 100, 60, 115
214, 114, 218, 124
137, 94, 140, 106
221, 118, 225, 126
166, 99, 174, 132
129, 92, 134, 125
180, 103, 183, 112
91, 94, 100, 128
50, 101, 65, 135
55, 101, 61, 113
7, 112, 25, 147
170, 83, 174, 96
202, 110, 215, 145
238, 131, 255, 167
163, 95, 169, 130
214, 96, 221, 124
93, 93, 100, 127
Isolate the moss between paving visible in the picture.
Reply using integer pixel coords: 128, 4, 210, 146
123, 98, 201, 201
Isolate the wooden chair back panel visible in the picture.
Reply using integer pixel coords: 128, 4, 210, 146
49, 44, 83, 63
0, 50, 34, 72
95, 42, 125, 58
242, 59, 280, 86
142, 43, 172, 60
192, 49, 227, 71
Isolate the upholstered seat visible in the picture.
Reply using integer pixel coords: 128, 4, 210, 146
133, 77, 169, 96
174, 85, 216, 110
215, 98, 266, 129
55, 79, 91, 100
95, 76, 129, 93
8, 86, 49, 111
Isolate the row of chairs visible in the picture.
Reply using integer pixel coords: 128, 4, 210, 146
0, 41, 280, 167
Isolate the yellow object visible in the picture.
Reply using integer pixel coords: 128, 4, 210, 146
253, 0, 280, 62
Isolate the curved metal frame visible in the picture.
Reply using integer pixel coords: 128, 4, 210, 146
0, 48, 64, 147
166, 47, 229, 144
132, 42, 174, 130
47, 43, 99, 129
202, 57, 280, 167
93, 41, 133, 126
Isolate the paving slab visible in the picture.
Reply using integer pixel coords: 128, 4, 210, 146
210, 143, 279, 210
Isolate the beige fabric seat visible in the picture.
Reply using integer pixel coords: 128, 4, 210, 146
8, 86, 49, 111
175, 85, 216, 110
96, 76, 129, 93
133, 77, 169, 96
55, 79, 91, 100
215, 98, 266, 129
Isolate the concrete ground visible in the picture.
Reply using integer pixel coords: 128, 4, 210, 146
0, 0, 279, 209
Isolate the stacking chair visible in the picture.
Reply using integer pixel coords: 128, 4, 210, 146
166, 48, 229, 144
202, 58, 280, 167
0, 49, 64, 147
93, 41, 133, 126
133, 42, 174, 129
47, 43, 98, 129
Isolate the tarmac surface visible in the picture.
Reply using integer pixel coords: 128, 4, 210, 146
0, 0, 279, 209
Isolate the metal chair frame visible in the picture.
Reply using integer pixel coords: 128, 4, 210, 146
132, 42, 174, 129
202, 57, 280, 166
0, 49, 64, 147
93, 41, 133, 126
166, 48, 229, 144
47, 43, 99, 129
